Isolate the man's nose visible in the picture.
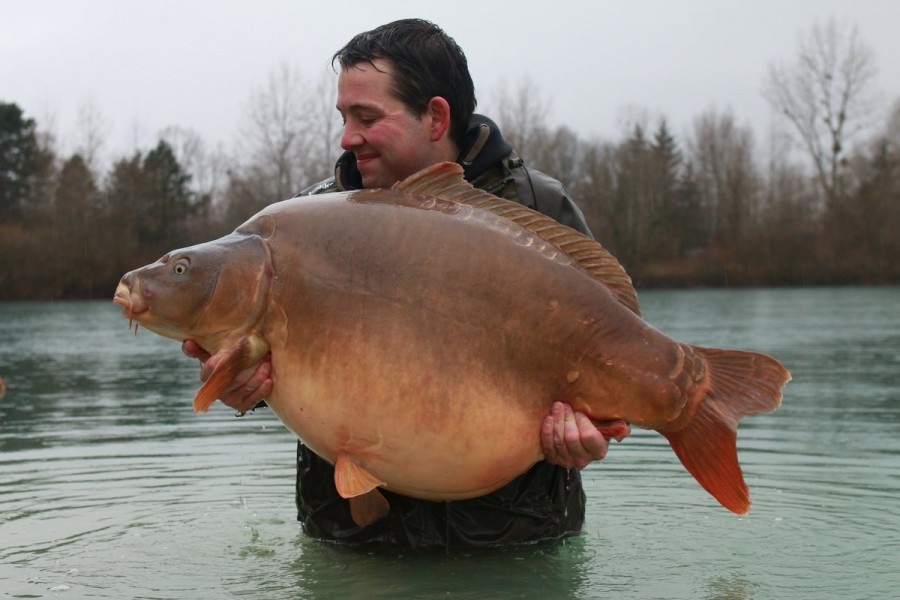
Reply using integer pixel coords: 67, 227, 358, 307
340, 123, 363, 150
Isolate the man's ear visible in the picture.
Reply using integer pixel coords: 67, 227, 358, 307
426, 97, 452, 142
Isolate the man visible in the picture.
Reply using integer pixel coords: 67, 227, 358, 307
184, 18, 629, 548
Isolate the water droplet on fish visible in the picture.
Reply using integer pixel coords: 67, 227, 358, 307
567, 371, 580, 383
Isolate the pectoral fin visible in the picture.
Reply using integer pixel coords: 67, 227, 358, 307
334, 453, 390, 526
192, 336, 270, 413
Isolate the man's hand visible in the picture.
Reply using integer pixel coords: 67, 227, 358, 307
181, 339, 274, 413
541, 401, 631, 469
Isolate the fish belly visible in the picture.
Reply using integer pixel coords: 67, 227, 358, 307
257, 196, 684, 500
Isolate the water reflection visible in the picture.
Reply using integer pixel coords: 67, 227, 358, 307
264, 538, 594, 599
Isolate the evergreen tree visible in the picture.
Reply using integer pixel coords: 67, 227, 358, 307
0, 102, 50, 222
847, 140, 900, 281
609, 125, 653, 271
673, 161, 706, 255
649, 120, 683, 259
106, 140, 204, 265
143, 140, 200, 249
52, 154, 104, 296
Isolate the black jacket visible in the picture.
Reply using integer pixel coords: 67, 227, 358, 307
295, 114, 594, 549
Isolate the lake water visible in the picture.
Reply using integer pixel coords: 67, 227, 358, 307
1, 287, 898, 599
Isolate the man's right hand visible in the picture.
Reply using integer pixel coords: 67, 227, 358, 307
181, 339, 274, 412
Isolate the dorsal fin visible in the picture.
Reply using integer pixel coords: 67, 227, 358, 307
394, 162, 641, 316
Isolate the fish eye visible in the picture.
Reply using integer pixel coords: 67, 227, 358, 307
173, 258, 190, 275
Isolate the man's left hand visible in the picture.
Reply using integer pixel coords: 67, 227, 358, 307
541, 401, 630, 469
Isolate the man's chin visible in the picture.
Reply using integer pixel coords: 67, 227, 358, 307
361, 173, 391, 190
358, 160, 400, 189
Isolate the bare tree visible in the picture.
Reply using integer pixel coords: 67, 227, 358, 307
223, 65, 339, 227
302, 69, 341, 183
492, 76, 552, 161
527, 124, 583, 190
241, 63, 311, 201
688, 108, 759, 245
576, 140, 616, 245
763, 17, 878, 212
236, 65, 338, 198
73, 99, 110, 174
158, 126, 227, 203
885, 99, 900, 151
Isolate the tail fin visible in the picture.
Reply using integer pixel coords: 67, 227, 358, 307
661, 346, 790, 514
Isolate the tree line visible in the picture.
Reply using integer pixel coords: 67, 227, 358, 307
1, 19, 898, 300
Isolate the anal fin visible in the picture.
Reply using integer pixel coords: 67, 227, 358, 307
334, 453, 390, 526
349, 490, 390, 526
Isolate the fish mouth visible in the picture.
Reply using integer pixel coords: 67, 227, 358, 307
113, 279, 183, 340
113, 282, 148, 321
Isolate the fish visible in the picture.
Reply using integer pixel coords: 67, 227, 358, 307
113, 161, 790, 526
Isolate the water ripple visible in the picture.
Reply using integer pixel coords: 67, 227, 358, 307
2, 292, 900, 599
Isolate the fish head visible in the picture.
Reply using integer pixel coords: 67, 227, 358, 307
113, 230, 273, 344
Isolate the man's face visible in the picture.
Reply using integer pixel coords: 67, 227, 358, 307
336, 59, 439, 189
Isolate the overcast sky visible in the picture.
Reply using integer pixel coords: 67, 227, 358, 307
3, 0, 899, 162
